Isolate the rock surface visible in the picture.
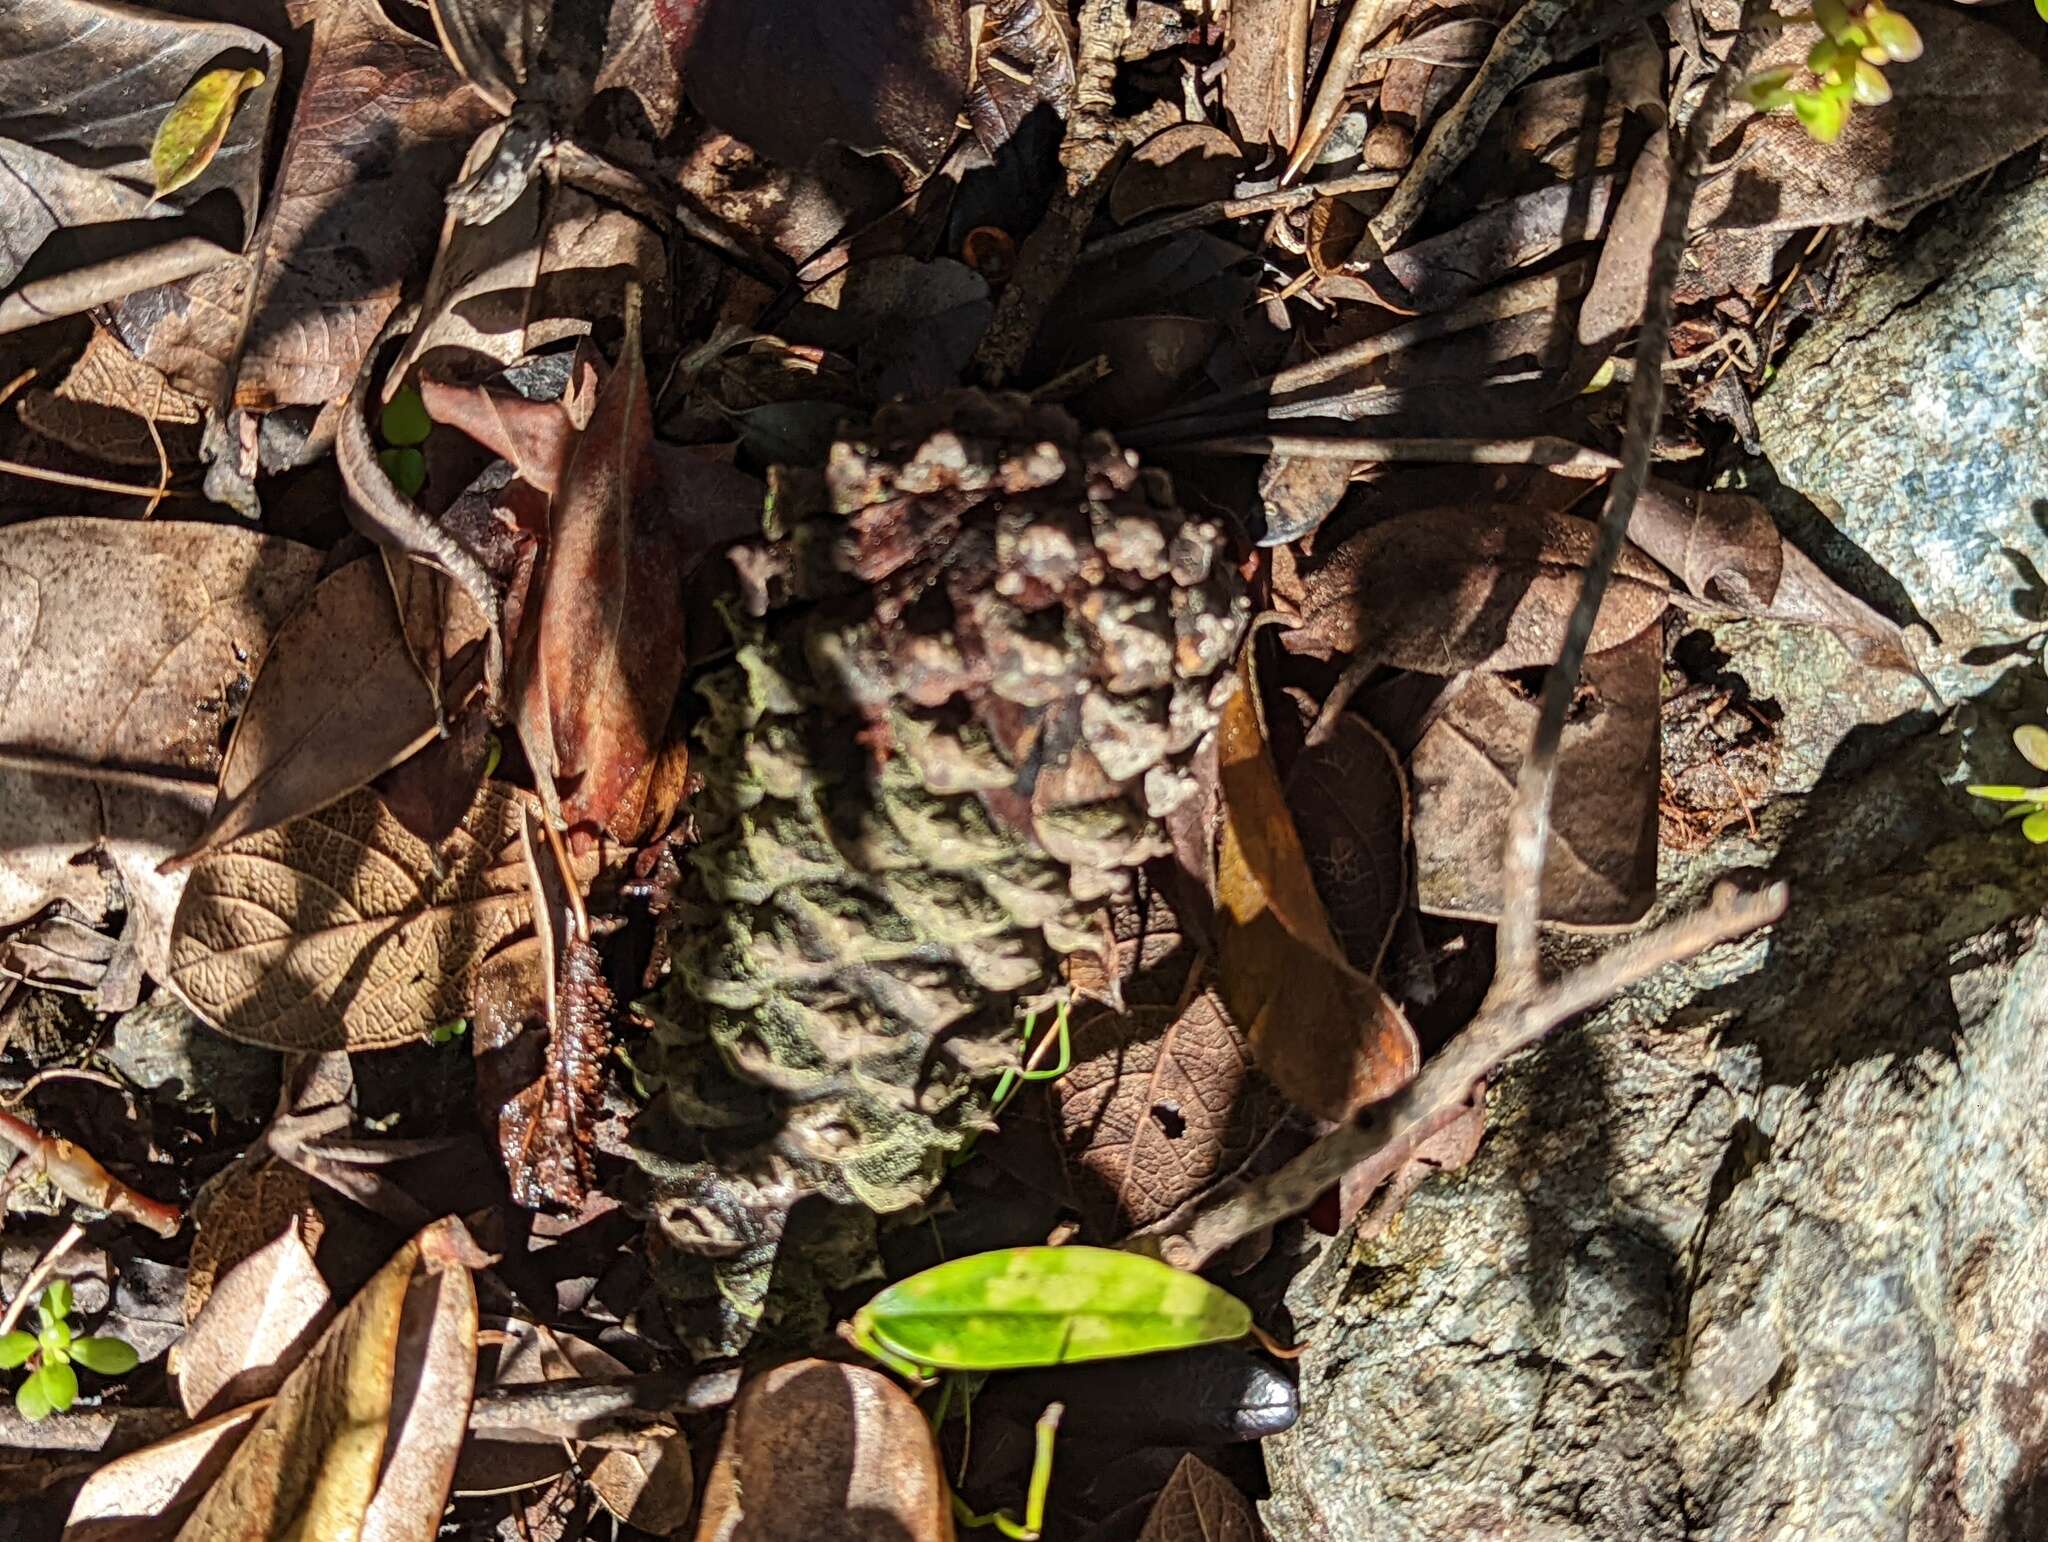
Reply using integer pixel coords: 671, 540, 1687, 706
1263, 175, 2048, 1540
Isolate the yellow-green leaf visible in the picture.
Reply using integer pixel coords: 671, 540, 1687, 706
2015, 724, 2048, 772
151, 67, 265, 198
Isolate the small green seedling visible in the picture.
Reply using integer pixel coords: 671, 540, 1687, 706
1968, 724, 2048, 840
846, 1246, 1258, 1539
1742, 0, 1923, 143
0, 1281, 140, 1421
377, 386, 433, 498
428, 1017, 469, 1046
951, 1001, 1073, 1169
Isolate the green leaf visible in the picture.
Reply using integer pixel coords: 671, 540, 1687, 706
2023, 810, 2048, 844
36, 1358, 78, 1415
1865, 6, 1923, 62
1851, 60, 1891, 107
150, 66, 266, 199
0, 1330, 35, 1369
379, 446, 427, 498
69, 1336, 140, 1376
1968, 784, 2048, 803
40, 1319, 71, 1357
1740, 67, 1798, 111
2037, 0, 2047, 26
16, 1369, 52, 1422
856, 1247, 1253, 1373
2015, 725, 2048, 773
380, 388, 433, 448
1794, 88, 1850, 143
43, 1281, 73, 1322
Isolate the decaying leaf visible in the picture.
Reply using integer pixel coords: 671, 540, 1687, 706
1138, 1454, 1261, 1542
1295, 506, 1669, 672
234, 0, 496, 412
63, 1399, 270, 1542
1286, 712, 1409, 978
1579, 135, 1671, 347
518, 293, 687, 840
18, 326, 205, 468
1347, 175, 1615, 315
1215, 646, 1419, 1122
172, 559, 441, 866
166, 783, 533, 1052
1221, 0, 1306, 152
965, 0, 1076, 153
1410, 624, 1661, 928
696, 1359, 952, 1542
184, 1161, 323, 1322
1109, 123, 1245, 226
1698, 0, 2048, 232
167, 1217, 483, 1542
1050, 984, 1289, 1238
175, 1223, 334, 1420
151, 67, 266, 200
0, 518, 321, 981
1629, 481, 1923, 679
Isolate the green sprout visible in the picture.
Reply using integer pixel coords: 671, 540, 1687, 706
1741, 0, 1923, 142
428, 1017, 469, 1046
0, 1281, 140, 1421
1969, 724, 2048, 840
377, 386, 433, 498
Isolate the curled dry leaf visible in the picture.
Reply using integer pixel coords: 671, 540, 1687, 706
0, 517, 320, 982
150, 67, 266, 200
1286, 710, 1410, 977
1109, 123, 1245, 226
696, 1359, 953, 1542
1215, 646, 1419, 1122
176, 1223, 333, 1420
171, 558, 440, 867
18, 326, 205, 469
184, 1161, 323, 1322
1410, 623, 1661, 928
518, 294, 688, 840
1050, 984, 1290, 1238
965, 0, 1077, 153
1137, 1453, 1261, 1542
1698, 0, 2048, 232
166, 783, 533, 1052
63, 1400, 270, 1542
166, 1217, 483, 1542
1629, 481, 1924, 680
1294, 506, 1669, 672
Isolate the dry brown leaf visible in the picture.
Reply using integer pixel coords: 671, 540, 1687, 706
166, 783, 533, 1052
0, 518, 321, 980
172, 558, 440, 866
169, 1216, 482, 1542
1629, 481, 1922, 679
1220, 0, 1305, 152
1347, 175, 1614, 314
518, 295, 687, 840
176, 1223, 333, 1421
1411, 623, 1661, 928
695, 1359, 953, 1542
1215, 647, 1418, 1122
1110, 123, 1245, 226
1051, 984, 1289, 1238
184, 1161, 323, 1322
1698, 1, 2048, 233
19, 327, 205, 468
63, 1400, 269, 1542
1295, 506, 1669, 672
233, 0, 495, 412
1137, 1454, 1261, 1542
1578, 135, 1671, 348
1286, 712, 1409, 978
965, 0, 1076, 153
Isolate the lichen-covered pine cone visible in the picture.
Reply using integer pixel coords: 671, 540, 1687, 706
635, 392, 1245, 1337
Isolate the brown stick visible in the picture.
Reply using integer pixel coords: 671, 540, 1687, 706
1491, 0, 1770, 1000
1284, 0, 1405, 183
1179, 434, 1617, 477
0, 1111, 182, 1238
1078, 170, 1400, 266
1131, 883, 1786, 1270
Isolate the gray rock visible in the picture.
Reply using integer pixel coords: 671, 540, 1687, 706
107, 994, 276, 1121
1264, 726, 2048, 1540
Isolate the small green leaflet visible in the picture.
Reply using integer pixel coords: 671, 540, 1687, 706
852, 1246, 1253, 1376
151, 66, 266, 199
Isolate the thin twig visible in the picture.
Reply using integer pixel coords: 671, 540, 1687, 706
1366, 0, 1577, 255
1285, 0, 1404, 183
0, 459, 194, 500
1131, 883, 1786, 1269
0, 1110, 182, 1238
1177, 434, 1617, 477
1078, 170, 1400, 266
1491, 0, 1770, 1001
0, 1222, 87, 1337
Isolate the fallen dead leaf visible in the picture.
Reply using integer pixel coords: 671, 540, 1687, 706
1050, 983, 1289, 1238
1109, 123, 1245, 226
168, 1216, 482, 1542
1410, 623, 1661, 928
1286, 711, 1409, 978
62, 1400, 269, 1542
1215, 643, 1418, 1122
1698, 0, 2048, 232
184, 1161, 323, 1323
172, 558, 441, 866
0, 518, 321, 981
166, 782, 533, 1052
965, 0, 1076, 154
151, 66, 267, 200
18, 326, 205, 469
1137, 1453, 1261, 1542
1220, 0, 1305, 152
696, 1358, 953, 1542
1294, 506, 1669, 672
175, 1222, 334, 1420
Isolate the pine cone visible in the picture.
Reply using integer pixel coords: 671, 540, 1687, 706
635, 393, 1245, 1340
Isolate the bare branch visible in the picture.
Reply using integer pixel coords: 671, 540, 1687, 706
1491, 0, 1772, 1001
1132, 882, 1786, 1270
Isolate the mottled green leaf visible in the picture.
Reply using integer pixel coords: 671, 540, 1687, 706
858, 1247, 1251, 1372
151, 66, 266, 198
